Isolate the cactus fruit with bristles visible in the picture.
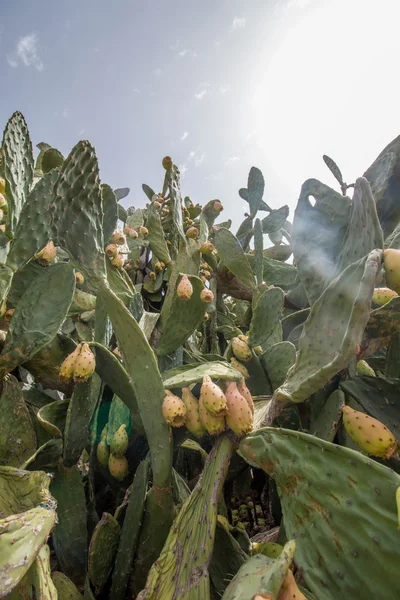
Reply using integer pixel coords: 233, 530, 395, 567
342, 405, 398, 459
200, 375, 228, 417
162, 390, 187, 427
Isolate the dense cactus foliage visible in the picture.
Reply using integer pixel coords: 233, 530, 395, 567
0, 111, 400, 599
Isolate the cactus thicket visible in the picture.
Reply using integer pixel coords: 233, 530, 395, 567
0, 110, 399, 599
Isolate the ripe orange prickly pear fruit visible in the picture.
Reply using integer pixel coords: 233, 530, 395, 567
139, 226, 149, 237
162, 156, 173, 170
4, 308, 14, 321
225, 381, 253, 437
232, 337, 252, 362
200, 375, 228, 417
110, 424, 129, 456
96, 440, 109, 466
356, 359, 376, 377
111, 253, 125, 269
177, 274, 193, 301
199, 241, 214, 254
383, 248, 400, 294
372, 287, 398, 306
106, 243, 118, 258
186, 226, 198, 239
72, 343, 96, 382
36, 241, 57, 265
342, 405, 398, 459
110, 230, 126, 245
108, 454, 129, 481
200, 289, 214, 304
75, 271, 84, 285
230, 358, 249, 378
182, 387, 206, 437
59, 345, 81, 381
199, 396, 226, 435
277, 569, 307, 600
237, 378, 254, 415
162, 391, 187, 427
124, 226, 139, 239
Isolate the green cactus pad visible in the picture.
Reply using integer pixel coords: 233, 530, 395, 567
262, 206, 289, 234
29, 544, 58, 599
214, 228, 256, 290
248, 286, 284, 348
0, 375, 36, 467
110, 459, 149, 600
147, 203, 171, 265
105, 395, 132, 447
22, 439, 63, 472
0, 263, 75, 379
247, 254, 297, 286
254, 218, 264, 285
37, 399, 70, 439
7, 168, 60, 272
386, 332, 400, 377
247, 166, 265, 217
101, 184, 118, 246
51, 140, 106, 286
41, 148, 64, 174
364, 296, 400, 343
50, 465, 88, 587
209, 521, 248, 596
260, 341, 296, 391
2, 111, 34, 235
264, 243, 293, 262
0, 264, 14, 306
88, 512, 121, 594
309, 388, 345, 442
276, 250, 382, 403
52, 571, 83, 600
162, 361, 243, 388
239, 428, 400, 600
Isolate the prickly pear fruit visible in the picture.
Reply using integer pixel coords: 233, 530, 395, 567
139, 226, 149, 237
0, 178, 5, 196
0, 193, 7, 209
35, 241, 57, 265
113, 347, 122, 359
230, 358, 249, 378
181, 387, 206, 437
75, 271, 84, 285
111, 253, 125, 269
277, 570, 307, 600
372, 287, 398, 306
4, 308, 14, 321
110, 424, 129, 456
106, 243, 118, 258
342, 405, 398, 459
253, 345, 263, 356
162, 391, 187, 427
225, 381, 253, 437
232, 337, 252, 362
238, 334, 249, 343
199, 396, 226, 435
199, 241, 214, 254
110, 230, 126, 245
96, 440, 110, 466
200, 289, 214, 304
237, 378, 254, 415
124, 226, 138, 239
383, 248, 400, 293
251, 542, 283, 558
177, 274, 193, 301
162, 156, 173, 170
101, 425, 108, 440
154, 261, 163, 272
200, 375, 228, 417
213, 200, 223, 213
186, 226, 198, 239
356, 360, 376, 377
59, 345, 81, 381
108, 454, 129, 481
72, 343, 96, 382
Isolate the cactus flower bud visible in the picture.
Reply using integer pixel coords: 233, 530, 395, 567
106, 243, 118, 258
162, 156, 173, 170
124, 226, 139, 239
110, 230, 126, 245
232, 337, 252, 362
186, 226, 199, 239
225, 381, 253, 437
96, 441, 110, 466
177, 274, 193, 301
35, 241, 57, 265
200, 289, 214, 304
182, 387, 206, 438
162, 391, 187, 427
75, 272, 84, 285
342, 405, 398, 459
108, 454, 129, 481
200, 375, 228, 417
139, 226, 149, 237
199, 241, 214, 255
230, 358, 249, 378
110, 424, 129, 456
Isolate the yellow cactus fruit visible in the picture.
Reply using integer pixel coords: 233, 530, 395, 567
372, 287, 398, 306
124, 226, 139, 239
35, 241, 57, 265
4, 308, 14, 321
237, 378, 254, 415
199, 241, 214, 255
177, 274, 193, 301
154, 261, 163, 272
230, 358, 249, 379
110, 424, 129, 456
199, 396, 226, 435
105, 243, 118, 258
225, 381, 253, 437
162, 156, 173, 170
0, 177, 5, 196
72, 343, 96, 382
75, 271, 84, 285
253, 345, 263, 356
277, 570, 307, 600
0, 193, 7, 209
110, 230, 126, 245
59, 345, 81, 381
232, 337, 252, 362
111, 253, 125, 269
200, 375, 228, 417
213, 200, 223, 213
383, 248, 400, 294
162, 391, 187, 427
96, 440, 110, 466
139, 226, 149, 237
356, 360, 376, 377
186, 226, 199, 239
342, 405, 398, 459
200, 289, 214, 304
108, 454, 129, 481
181, 387, 206, 438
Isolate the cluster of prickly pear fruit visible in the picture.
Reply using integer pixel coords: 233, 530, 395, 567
96, 424, 129, 481
59, 342, 96, 382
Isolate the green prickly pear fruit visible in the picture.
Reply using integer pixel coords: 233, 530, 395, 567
251, 542, 283, 558
35, 241, 57, 265
110, 230, 126, 245
383, 248, 400, 294
186, 226, 198, 239
232, 337, 252, 362
342, 405, 398, 459
162, 390, 187, 427
230, 358, 249, 378
72, 343, 96, 382
200, 289, 214, 304
372, 287, 398, 306
181, 387, 206, 437
199, 241, 214, 254
356, 359, 376, 377
75, 271, 85, 285
97, 440, 110, 466
124, 225, 139, 239
162, 156, 173, 170
237, 378, 254, 415
154, 261, 163, 272
106, 243, 118, 258
110, 424, 129, 456
199, 396, 226, 435
277, 569, 307, 600
108, 453, 129, 481
139, 225, 149, 237
200, 375, 228, 417
225, 381, 253, 437
111, 253, 125, 269
149, 271, 156, 280
177, 274, 193, 301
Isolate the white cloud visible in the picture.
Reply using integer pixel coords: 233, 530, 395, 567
195, 153, 205, 167
8, 33, 44, 71
225, 156, 240, 166
179, 164, 188, 178
181, 131, 189, 141
232, 17, 246, 31
194, 82, 210, 100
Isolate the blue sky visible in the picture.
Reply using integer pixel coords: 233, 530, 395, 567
2, 0, 400, 229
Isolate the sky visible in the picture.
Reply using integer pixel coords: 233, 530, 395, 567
1, 0, 400, 231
